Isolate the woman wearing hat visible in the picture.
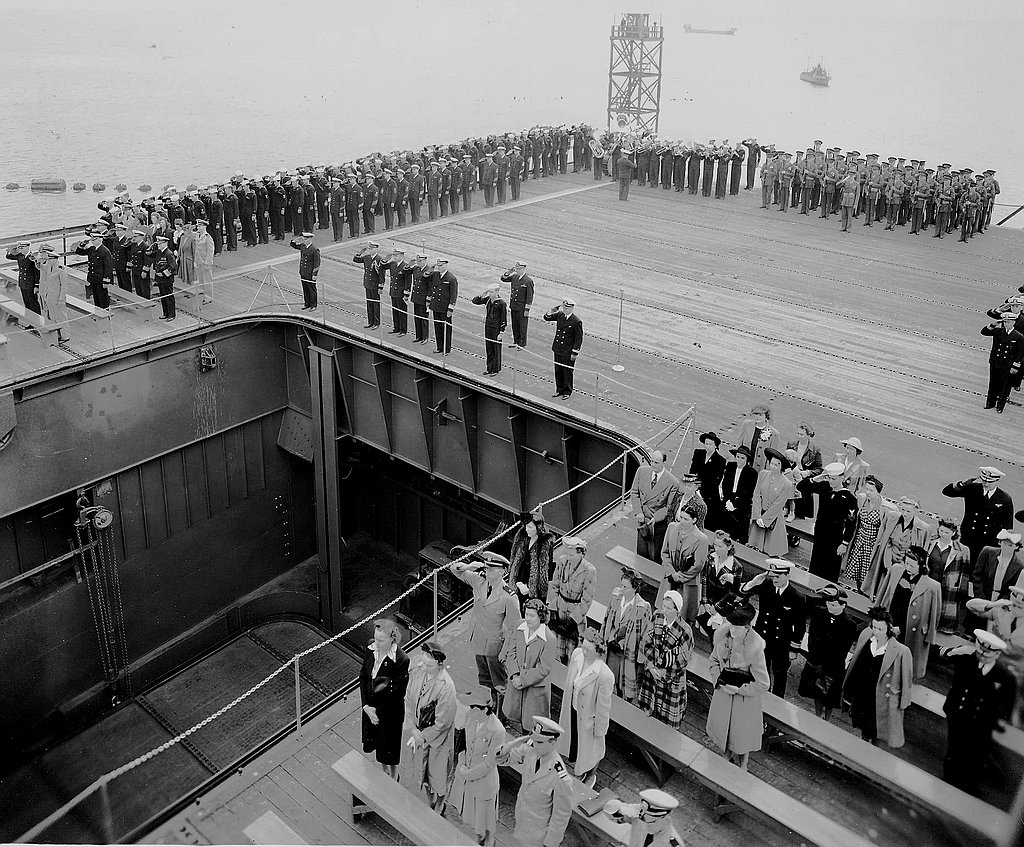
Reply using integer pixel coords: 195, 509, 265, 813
841, 475, 889, 590
660, 504, 710, 624
972, 530, 1024, 605
558, 626, 614, 787
602, 568, 652, 703
405, 642, 458, 812
32, 246, 71, 344
799, 586, 857, 722
636, 591, 694, 729
787, 422, 822, 519
689, 432, 726, 528
835, 437, 870, 494
720, 446, 758, 543
860, 496, 933, 599
735, 404, 778, 472
509, 509, 556, 614
747, 448, 794, 557
499, 598, 554, 736
928, 518, 972, 633
449, 690, 505, 845
706, 604, 769, 770
873, 546, 941, 679
842, 607, 913, 748
360, 618, 410, 780
697, 531, 744, 637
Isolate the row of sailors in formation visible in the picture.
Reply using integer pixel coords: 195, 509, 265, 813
86, 125, 598, 257
596, 138, 757, 197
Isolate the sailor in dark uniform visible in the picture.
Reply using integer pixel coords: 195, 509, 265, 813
503, 261, 534, 349
980, 312, 1024, 412
302, 176, 317, 233
543, 298, 584, 399
942, 467, 1015, 571
75, 232, 114, 309
636, 144, 650, 188
255, 178, 270, 244
328, 178, 345, 242
127, 230, 150, 299
740, 559, 806, 697
471, 283, 508, 375
269, 177, 287, 240
6, 240, 41, 314
940, 630, 1016, 794
290, 231, 320, 310
409, 252, 431, 342
289, 177, 305, 237
617, 147, 636, 201
221, 185, 239, 251
742, 138, 761, 190
354, 242, 383, 328
361, 174, 378, 235
426, 257, 458, 355
386, 247, 409, 334
344, 174, 362, 238
807, 462, 859, 582
149, 235, 178, 320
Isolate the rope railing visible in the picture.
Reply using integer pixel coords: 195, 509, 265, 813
15, 404, 694, 844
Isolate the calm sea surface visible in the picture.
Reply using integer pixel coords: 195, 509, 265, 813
3, 0, 1024, 235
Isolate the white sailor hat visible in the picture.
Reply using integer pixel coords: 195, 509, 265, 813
532, 717, 564, 737
561, 297, 575, 307
436, 257, 448, 264
132, 229, 147, 237
822, 461, 846, 477
300, 231, 314, 238
974, 630, 1007, 651
765, 558, 791, 574
639, 789, 679, 817
979, 466, 1005, 481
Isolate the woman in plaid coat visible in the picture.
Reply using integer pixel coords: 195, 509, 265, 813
636, 590, 694, 729
601, 568, 652, 702
927, 519, 971, 633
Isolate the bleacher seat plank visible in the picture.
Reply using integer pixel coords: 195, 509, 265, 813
331, 750, 475, 845
0, 292, 57, 344
64, 267, 158, 320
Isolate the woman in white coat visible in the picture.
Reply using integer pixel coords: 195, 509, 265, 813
558, 626, 614, 787
449, 690, 504, 845
747, 449, 794, 557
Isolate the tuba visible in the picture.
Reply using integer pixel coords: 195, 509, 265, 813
589, 136, 605, 160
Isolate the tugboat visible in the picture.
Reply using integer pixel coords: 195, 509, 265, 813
683, 24, 737, 35
800, 59, 831, 87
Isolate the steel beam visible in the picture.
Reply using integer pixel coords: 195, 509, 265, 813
414, 373, 435, 473
507, 409, 527, 512
371, 353, 394, 453
459, 389, 479, 493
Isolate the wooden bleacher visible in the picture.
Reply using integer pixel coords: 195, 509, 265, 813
584, 590, 1011, 844
0, 291, 58, 345
64, 266, 158, 321
330, 750, 475, 845
547, 663, 878, 847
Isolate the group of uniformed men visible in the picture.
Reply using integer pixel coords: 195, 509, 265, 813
752, 140, 1001, 242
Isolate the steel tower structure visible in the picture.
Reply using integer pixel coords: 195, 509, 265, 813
607, 13, 664, 133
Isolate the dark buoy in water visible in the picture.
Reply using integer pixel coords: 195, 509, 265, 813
4, 183, 19, 190
92, 182, 106, 192
138, 183, 152, 192
114, 183, 127, 192
31, 178, 68, 192
73, 182, 86, 191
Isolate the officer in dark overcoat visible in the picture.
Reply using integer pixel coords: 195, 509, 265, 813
75, 232, 114, 309
980, 313, 1024, 412
740, 560, 806, 697
408, 252, 431, 342
471, 283, 508, 375
543, 298, 584, 399
290, 232, 320, 310
5, 240, 41, 314
386, 247, 409, 334
426, 258, 458, 355
942, 466, 1015, 570
354, 242, 383, 328
502, 261, 534, 349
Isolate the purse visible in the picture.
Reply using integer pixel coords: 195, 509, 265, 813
716, 667, 754, 689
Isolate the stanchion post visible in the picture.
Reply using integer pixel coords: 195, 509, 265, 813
593, 373, 600, 425
621, 452, 629, 503
612, 289, 625, 372
294, 658, 302, 731
432, 570, 439, 639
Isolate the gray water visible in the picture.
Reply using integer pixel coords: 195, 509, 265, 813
3, 0, 1024, 235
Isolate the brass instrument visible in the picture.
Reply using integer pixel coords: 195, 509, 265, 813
588, 137, 605, 159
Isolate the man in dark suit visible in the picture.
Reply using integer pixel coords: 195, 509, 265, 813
628, 451, 680, 561
942, 467, 1015, 571
807, 462, 859, 582
6, 240, 41, 314
503, 262, 534, 349
942, 630, 1016, 793
689, 432, 726, 530
972, 530, 1024, 602
289, 232, 320, 310
354, 242, 383, 328
471, 283, 508, 375
426, 258, 458, 355
720, 446, 758, 543
543, 298, 584, 399
741, 560, 806, 697
386, 248, 409, 334
980, 313, 1024, 413
408, 252, 431, 343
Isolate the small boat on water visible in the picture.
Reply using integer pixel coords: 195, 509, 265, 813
800, 60, 830, 87
683, 24, 737, 35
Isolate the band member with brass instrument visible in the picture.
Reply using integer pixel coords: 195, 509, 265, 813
659, 143, 673, 190
701, 141, 716, 197
730, 142, 745, 195
687, 144, 701, 195
617, 146, 636, 202
715, 141, 731, 199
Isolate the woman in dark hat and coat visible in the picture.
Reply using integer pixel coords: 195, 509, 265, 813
748, 448, 794, 556
360, 618, 411, 779
689, 431, 727, 529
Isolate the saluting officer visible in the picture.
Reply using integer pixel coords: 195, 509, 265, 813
503, 261, 534, 349
459, 154, 476, 210
942, 467, 1014, 570
426, 257, 458, 355
543, 298, 584, 399
605, 788, 685, 847
941, 630, 1016, 793
362, 174, 379, 235
354, 241, 384, 328
980, 313, 1024, 413
471, 282, 508, 375
150, 234, 178, 320
386, 247, 409, 334
289, 231, 320, 311
740, 559, 806, 696
75, 231, 114, 309
496, 717, 574, 847
127, 229, 150, 299
6, 240, 41, 314
408, 252, 431, 343
381, 169, 397, 231
328, 177, 345, 242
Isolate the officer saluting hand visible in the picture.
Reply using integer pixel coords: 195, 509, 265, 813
543, 299, 583, 399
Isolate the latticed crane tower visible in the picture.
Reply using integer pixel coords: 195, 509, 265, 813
607, 13, 664, 133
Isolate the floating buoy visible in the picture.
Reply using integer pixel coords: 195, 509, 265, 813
92, 182, 106, 192
114, 183, 127, 192
4, 183, 19, 190
138, 183, 151, 192
31, 178, 67, 192
73, 182, 86, 192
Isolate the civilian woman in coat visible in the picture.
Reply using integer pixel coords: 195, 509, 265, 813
636, 590, 695, 729
601, 567, 652, 703
509, 510, 556, 613
842, 607, 913, 747
698, 531, 743, 637
747, 449, 794, 557
835, 437, 870, 494
734, 403, 779, 472
360, 618, 411, 779
404, 641, 458, 812
788, 422, 823, 519
450, 691, 504, 846
660, 505, 710, 624
798, 585, 857, 721
499, 598, 554, 736
874, 546, 941, 680
928, 518, 972, 633
706, 604, 770, 770
558, 626, 614, 787
861, 496, 933, 600
841, 476, 890, 590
